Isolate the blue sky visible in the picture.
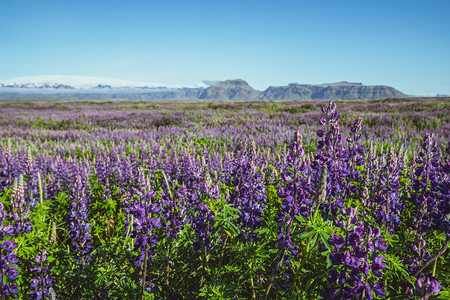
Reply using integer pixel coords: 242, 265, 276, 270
1, 0, 450, 95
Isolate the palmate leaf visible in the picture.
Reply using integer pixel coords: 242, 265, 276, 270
17, 244, 35, 257
384, 254, 412, 282
297, 218, 333, 250
214, 204, 241, 237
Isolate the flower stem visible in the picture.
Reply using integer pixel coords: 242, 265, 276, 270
264, 219, 293, 300
199, 242, 208, 289
249, 262, 256, 299
432, 255, 438, 278
40, 260, 45, 299
38, 171, 44, 204
219, 235, 228, 267
141, 246, 148, 300
264, 246, 286, 300
413, 236, 449, 277
165, 237, 173, 297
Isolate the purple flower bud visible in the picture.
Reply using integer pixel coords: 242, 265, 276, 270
319, 117, 326, 125
374, 238, 388, 251
415, 277, 423, 290
373, 281, 386, 296
317, 130, 324, 137
429, 278, 441, 295
30, 278, 39, 288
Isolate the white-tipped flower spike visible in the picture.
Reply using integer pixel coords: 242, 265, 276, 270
25, 147, 33, 173
12, 175, 25, 208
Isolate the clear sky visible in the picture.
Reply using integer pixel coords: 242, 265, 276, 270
1, 0, 450, 95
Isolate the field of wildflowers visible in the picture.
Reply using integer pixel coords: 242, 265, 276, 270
0, 98, 448, 299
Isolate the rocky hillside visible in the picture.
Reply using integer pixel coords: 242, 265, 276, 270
199, 79, 262, 100
261, 81, 407, 100
196, 80, 406, 100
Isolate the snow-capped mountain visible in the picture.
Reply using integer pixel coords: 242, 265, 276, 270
0, 75, 208, 91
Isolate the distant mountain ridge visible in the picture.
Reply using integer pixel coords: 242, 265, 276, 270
0, 76, 408, 100
196, 79, 406, 100
261, 81, 406, 100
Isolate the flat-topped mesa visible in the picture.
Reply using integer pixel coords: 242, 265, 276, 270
199, 79, 263, 100
261, 82, 407, 100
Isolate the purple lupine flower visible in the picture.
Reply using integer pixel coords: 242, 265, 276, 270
160, 182, 189, 240
228, 142, 267, 240
128, 168, 161, 267
276, 132, 313, 264
371, 147, 403, 231
372, 281, 386, 296
29, 249, 56, 299
409, 133, 448, 235
68, 175, 92, 264
403, 133, 448, 292
262, 131, 314, 295
0, 202, 15, 238
325, 207, 388, 299
312, 101, 364, 220
190, 176, 217, 252
191, 201, 215, 252
414, 273, 441, 299
0, 240, 20, 295
0, 139, 16, 190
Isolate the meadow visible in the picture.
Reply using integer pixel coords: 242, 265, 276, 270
0, 98, 448, 299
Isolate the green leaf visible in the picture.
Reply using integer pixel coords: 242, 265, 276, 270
294, 215, 307, 223
310, 233, 319, 249
254, 227, 269, 235
326, 255, 332, 268
299, 231, 316, 240
319, 231, 332, 251
436, 289, 449, 299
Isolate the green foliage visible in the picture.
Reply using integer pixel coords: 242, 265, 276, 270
151, 116, 182, 128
